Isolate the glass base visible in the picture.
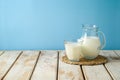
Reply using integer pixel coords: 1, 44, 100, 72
84, 56, 97, 60
68, 59, 80, 62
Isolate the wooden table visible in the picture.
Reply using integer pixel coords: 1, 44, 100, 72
0, 50, 120, 80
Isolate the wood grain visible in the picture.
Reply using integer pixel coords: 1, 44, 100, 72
3, 51, 39, 80
31, 51, 58, 80
0, 50, 119, 80
114, 50, 120, 57
100, 50, 119, 61
0, 51, 21, 80
0, 51, 4, 56
101, 50, 120, 80
58, 51, 84, 80
81, 51, 113, 80
82, 65, 112, 80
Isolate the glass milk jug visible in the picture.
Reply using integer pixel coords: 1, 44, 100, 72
78, 24, 106, 59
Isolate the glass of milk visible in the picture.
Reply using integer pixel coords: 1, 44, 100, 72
78, 24, 106, 59
64, 41, 83, 62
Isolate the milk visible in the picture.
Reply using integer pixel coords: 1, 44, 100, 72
81, 37, 100, 59
65, 43, 83, 61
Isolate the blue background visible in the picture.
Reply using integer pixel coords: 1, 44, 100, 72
0, 0, 120, 50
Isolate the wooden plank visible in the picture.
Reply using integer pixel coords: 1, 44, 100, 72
31, 51, 58, 80
58, 51, 84, 80
82, 51, 112, 80
82, 65, 112, 80
4, 51, 39, 80
0, 51, 4, 56
101, 50, 120, 80
101, 50, 119, 61
0, 51, 3, 53
114, 50, 120, 56
0, 51, 21, 80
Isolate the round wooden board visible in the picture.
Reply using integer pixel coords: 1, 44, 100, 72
62, 55, 108, 65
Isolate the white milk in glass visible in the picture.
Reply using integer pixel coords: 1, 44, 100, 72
81, 36, 100, 59
65, 43, 83, 61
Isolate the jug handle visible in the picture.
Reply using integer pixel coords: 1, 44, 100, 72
98, 31, 106, 49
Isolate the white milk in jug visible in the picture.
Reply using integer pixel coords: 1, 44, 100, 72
65, 42, 83, 61
81, 37, 100, 59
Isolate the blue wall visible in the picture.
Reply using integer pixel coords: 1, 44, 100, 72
0, 0, 119, 50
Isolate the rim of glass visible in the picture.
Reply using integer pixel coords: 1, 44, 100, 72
64, 40, 78, 44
